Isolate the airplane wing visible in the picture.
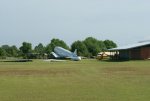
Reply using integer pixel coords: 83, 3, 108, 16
51, 52, 60, 58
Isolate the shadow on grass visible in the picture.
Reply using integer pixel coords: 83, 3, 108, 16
0, 59, 33, 62
100, 59, 130, 62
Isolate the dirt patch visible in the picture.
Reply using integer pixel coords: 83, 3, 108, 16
0, 69, 76, 76
103, 67, 150, 76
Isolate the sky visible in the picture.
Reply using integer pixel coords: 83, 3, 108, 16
0, 0, 150, 47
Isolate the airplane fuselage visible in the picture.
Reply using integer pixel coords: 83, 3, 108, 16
54, 47, 81, 61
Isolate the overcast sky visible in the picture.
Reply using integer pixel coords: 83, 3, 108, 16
0, 0, 150, 47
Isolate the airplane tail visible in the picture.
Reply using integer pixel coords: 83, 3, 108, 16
74, 49, 77, 55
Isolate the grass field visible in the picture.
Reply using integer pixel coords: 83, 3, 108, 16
0, 59, 150, 101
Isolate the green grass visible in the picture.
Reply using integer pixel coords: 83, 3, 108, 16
0, 59, 150, 101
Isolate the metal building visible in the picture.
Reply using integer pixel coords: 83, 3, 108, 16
109, 41, 150, 60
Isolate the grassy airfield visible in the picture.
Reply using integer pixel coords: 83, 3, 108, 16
0, 59, 150, 101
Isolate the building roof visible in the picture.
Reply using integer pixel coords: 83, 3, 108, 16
109, 41, 150, 51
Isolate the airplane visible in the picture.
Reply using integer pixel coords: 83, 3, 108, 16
51, 46, 81, 61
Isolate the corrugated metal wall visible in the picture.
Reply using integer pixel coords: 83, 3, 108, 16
130, 48, 141, 59
119, 46, 150, 60
141, 47, 150, 59
111, 45, 150, 60
119, 50, 130, 59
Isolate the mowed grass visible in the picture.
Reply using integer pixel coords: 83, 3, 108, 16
0, 60, 150, 101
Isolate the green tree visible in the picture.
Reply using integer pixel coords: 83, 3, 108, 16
34, 43, 45, 54
0, 45, 18, 57
45, 44, 52, 54
71, 40, 89, 56
1, 45, 11, 56
45, 38, 69, 54
9, 46, 19, 57
103, 40, 117, 49
34, 43, 45, 59
0, 47, 6, 57
50, 38, 69, 50
98, 40, 106, 51
83, 37, 101, 57
19, 42, 32, 58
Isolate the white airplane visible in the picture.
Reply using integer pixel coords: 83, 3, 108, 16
51, 46, 81, 61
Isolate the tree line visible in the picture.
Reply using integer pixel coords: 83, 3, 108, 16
0, 37, 117, 59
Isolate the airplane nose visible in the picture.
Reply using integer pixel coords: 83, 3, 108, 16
71, 56, 81, 61
78, 57, 81, 60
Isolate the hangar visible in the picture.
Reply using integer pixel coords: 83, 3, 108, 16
109, 41, 150, 60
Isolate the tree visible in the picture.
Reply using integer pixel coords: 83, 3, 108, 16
19, 42, 32, 58
0, 47, 6, 57
1, 45, 18, 57
98, 40, 106, 51
45, 38, 69, 54
71, 40, 89, 56
1, 45, 11, 56
34, 43, 45, 54
45, 44, 52, 54
103, 40, 117, 49
50, 38, 69, 50
34, 43, 45, 59
9, 46, 19, 57
83, 37, 101, 57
